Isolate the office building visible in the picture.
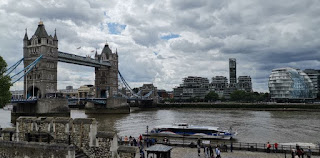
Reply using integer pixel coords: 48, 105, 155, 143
238, 76, 252, 92
210, 76, 228, 97
268, 67, 316, 101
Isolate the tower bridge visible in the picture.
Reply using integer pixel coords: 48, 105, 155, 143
10, 21, 128, 118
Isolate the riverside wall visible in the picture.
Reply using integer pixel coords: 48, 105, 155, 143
157, 102, 320, 110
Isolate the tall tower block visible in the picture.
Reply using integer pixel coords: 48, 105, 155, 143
229, 58, 237, 87
23, 21, 58, 99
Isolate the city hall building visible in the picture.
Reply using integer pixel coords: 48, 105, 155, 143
268, 67, 317, 102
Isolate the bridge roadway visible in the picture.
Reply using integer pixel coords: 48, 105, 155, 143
58, 51, 111, 67
11, 97, 152, 104
67, 98, 106, 105
10, 99, 38, 104
11, 98, 107, 105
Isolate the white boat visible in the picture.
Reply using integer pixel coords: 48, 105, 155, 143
150, 123, 237, 139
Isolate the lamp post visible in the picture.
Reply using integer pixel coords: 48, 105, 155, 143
33, 71, 35, 98
25, 70, 28, 99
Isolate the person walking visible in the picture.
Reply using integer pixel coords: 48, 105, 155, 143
129, 136, 133, 146
291, 148, 296, 158
297, 146, 303, 158
209, 145, 214, 157
205, 146, 209, 158
306, 146, 312, 158
124, 136, 129, 145
274, 142, 278, 153
133, 137, 137, 146
215, 147, 221, 158
267, 142, 271, 153
197, 138, 201, 147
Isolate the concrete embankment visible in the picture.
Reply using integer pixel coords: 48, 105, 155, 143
156, 103, 320, 111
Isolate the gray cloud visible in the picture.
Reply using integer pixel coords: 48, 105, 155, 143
1, 0, 320, 92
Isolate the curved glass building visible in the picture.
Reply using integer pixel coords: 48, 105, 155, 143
268, 67, 316, 101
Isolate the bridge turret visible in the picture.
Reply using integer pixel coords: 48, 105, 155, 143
53, 29, 58, 47
23, 28, 29, 47
94, 49, 98, 60
95, 42, 118, 98
23, 21, 58, 99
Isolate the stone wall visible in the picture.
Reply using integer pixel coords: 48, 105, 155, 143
0, 141, 75, 158
72, 118, 97, 157
12, 98, 70, 117
0, 128, 15, 141
106, 97, 129, 109
1, 116, 124, 158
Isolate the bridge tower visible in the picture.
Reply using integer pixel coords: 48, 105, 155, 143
94, 43, 118, 98
23, 21, 58, 99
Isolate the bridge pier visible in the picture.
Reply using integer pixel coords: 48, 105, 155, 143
11, 98, 70, 123
85, 97, 130, 114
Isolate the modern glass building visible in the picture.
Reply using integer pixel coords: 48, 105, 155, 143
268, 67, 317, 101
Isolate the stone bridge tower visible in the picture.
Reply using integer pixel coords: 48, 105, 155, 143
23, 21, 58, 99
95, 43, 118, 98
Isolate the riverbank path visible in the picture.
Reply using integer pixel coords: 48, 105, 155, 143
171, 147, 320, 158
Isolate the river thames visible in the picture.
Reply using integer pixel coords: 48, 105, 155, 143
1, 108, 320, 144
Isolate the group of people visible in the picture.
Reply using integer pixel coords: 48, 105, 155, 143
197, 139, 222, 158
291, 145, 312, 158
122, 134, 159, 158
123, 135, 143, 147
266, 142, 278, 153
266, 142, 313, 158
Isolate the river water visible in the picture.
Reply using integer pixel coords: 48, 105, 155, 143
1, 108, 320, 144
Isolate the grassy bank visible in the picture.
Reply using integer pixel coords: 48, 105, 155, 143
157, 102, 320, 110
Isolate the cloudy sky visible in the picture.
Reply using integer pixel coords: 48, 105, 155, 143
1, 0, 320, 92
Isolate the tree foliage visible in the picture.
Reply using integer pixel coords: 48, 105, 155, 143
230, 90, 269, 102
0, 56, 12, 108
205, 91, 219, 102
132, 87, 139, 93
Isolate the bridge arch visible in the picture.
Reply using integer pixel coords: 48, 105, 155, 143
100, 89, 107, 98
27, 86, 41, 99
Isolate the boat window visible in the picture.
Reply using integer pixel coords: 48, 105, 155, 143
177, 123, 188, 126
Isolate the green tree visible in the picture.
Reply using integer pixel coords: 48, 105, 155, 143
205, 91, 219, 102
230, 90, 246, 102
132, 87, 139, 93
0, 56, 12, 108
220, 96, 226, 102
